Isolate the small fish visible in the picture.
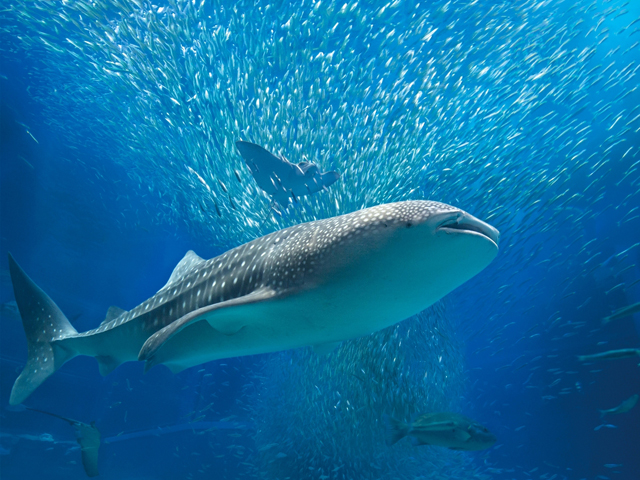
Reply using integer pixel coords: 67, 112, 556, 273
577, 348, 640, 362
602, 301, 640, 324
384, 412, 496, 451
599, 394, 638, 418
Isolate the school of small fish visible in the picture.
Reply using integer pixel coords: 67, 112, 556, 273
1, 0, 639, 478
248, 305, 483, 479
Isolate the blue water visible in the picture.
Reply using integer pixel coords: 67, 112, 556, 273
1, 0, 639, 479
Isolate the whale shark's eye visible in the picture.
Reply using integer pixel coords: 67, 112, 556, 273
406, 223, 413, 228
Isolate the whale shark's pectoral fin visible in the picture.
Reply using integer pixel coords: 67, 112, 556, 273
138, 287, 278, 372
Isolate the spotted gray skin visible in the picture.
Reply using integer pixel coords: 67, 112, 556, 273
7, 200, 499, 405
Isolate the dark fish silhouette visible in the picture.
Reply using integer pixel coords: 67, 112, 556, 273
24, 407, 100, 477
599, 394, 639, 418
235, 141, 340, 206
385, 412, 496, 451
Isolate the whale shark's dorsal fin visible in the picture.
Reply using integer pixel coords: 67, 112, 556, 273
159, 250, 205, 292
101, 306, 127, 325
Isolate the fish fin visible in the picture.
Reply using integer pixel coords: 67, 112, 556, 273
95, 355, 121, 376
411, 436, 430, 446
164, 362, 192, 374
601, 316, 611, 325
158, 250, 205, 292
297, 161, 319, 176
454, 429, 471, 442
383, 415, 410, 445
321, 171, 340, 188
236, 141, 289, 172
598, 409, 607, 419
448, 447, 464, 450
312, 341, 340, 356
8, 254, 78, 405
72, 422, 101, 477
138, 287, 278, 370
101, 306, 127, 325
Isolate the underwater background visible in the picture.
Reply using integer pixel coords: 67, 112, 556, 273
0, 0, 639, 479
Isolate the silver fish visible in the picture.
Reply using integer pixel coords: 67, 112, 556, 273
602, 301, 640, 324
577, 348, 640, 362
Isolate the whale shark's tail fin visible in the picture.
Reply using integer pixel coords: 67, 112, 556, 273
8, 254, 78, 405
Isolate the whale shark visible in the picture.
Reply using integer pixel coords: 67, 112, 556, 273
235, 140, 340, 206
7, 200, 499, 406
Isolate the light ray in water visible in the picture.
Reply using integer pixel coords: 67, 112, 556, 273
0, 0, 638, 478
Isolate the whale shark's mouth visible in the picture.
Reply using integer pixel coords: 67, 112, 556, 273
436, 213, 500, 248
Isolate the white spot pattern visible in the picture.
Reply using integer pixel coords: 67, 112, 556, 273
75, 201, 455, 340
